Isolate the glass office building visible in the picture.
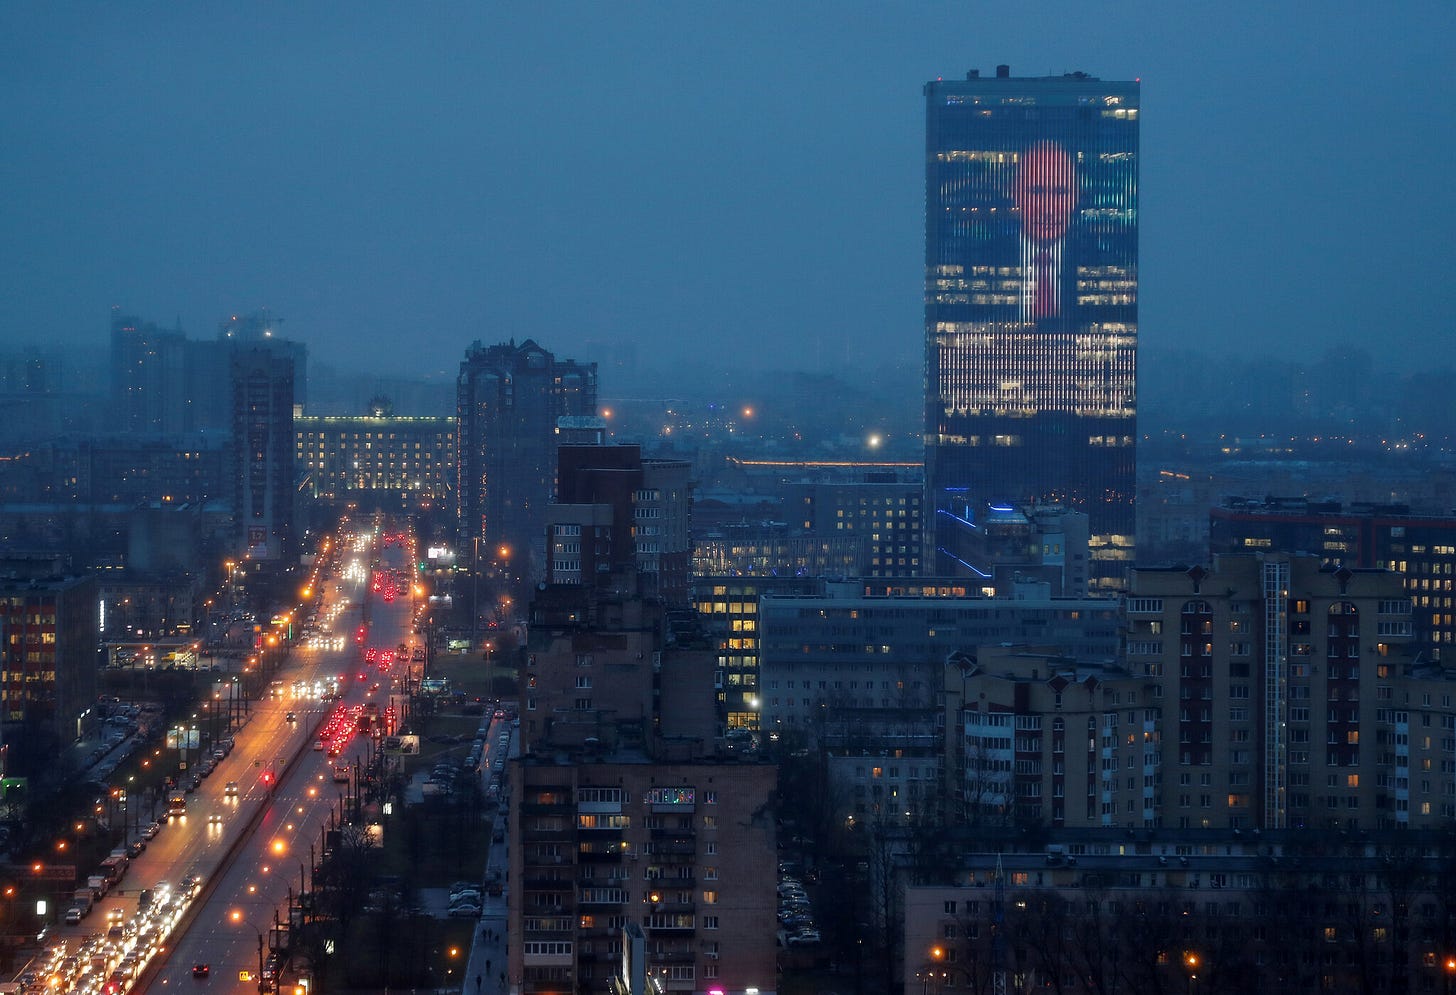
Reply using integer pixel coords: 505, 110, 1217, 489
924, 67, 1139, 590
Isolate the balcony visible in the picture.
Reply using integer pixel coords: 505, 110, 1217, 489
645, 840, 695, 856
647, 950, 697, 965
524, 853, 569, 866
523, 874, 574, 890
646, 873, 695, 888
577, 846, 624, 863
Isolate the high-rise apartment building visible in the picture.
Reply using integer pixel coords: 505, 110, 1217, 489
1210, 496, 1456, 663
0, 555, 99, 753
510, 573, 778, 995
924, 66, 1138, 590
111, 310, 188, 435
456, 340, 597, 582
547, 444, 694, 606
231, 341, 301, 560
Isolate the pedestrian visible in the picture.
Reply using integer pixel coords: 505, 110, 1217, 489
476, 974, 483, 994
486, 959, 492, 973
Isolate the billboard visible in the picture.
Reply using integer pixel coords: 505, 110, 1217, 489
926, 78, 1138, 416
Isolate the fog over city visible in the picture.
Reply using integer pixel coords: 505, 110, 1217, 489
3, 2, 1453, 391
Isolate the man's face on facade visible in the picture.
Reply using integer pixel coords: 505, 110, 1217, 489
1013, 142, 1076, 244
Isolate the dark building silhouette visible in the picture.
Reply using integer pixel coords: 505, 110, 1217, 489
0, 555, 99, 754
549, 443, 693, 607
110, 310, 188, 435
924, 67, 1139, 590
456, 339, 596, 582
231, 341, 301, 560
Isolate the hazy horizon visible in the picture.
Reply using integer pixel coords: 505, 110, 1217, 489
4, 3, 1454, 383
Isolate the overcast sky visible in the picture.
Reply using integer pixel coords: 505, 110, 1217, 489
2, 2, 1452, 385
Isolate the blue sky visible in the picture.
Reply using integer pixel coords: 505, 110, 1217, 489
2, 2, 1452, 383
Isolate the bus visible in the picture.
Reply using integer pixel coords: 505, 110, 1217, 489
167, 790, 187, 819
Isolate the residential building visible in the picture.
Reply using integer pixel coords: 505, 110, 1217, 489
758, 586, 1122, 824
1211, 496, 1456, 662
903, 828, 1456, 995
1127, 554, 1430, 831
0, 555, 99, 750
456, 339, 597, 582
548, 444, 693, 607
692, 575, 826, 732
231, 340, 302, 560
783, 474, 924, 577
510, 576, 778, 995
110, 310, 188, 435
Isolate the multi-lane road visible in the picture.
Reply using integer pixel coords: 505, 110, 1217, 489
37, 524, 426, 994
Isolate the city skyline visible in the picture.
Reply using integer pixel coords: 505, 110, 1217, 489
2, 4, 1453, 384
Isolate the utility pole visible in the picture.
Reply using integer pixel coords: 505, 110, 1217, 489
991, 853, 1007, 995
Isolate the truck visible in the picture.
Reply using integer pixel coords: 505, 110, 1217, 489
99, 854, 127, 885
332, 764, 350, 784
167, 790, 187, 819
70, 889, 94, 916
87, 875, 109, 899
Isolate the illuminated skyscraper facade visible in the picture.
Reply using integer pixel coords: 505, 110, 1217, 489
924, 67, 1138, 590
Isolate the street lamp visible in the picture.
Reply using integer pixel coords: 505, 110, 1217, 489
1184, 951, 1201, 994
230, 910, 267, 990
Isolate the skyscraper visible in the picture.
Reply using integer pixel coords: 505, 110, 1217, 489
111, 310, 188, 435
456, 339, 597, 583
231, 340, 301, 560
924, 67, 1139, 590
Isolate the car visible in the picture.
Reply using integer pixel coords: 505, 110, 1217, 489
285, 711, 296, 722
126, 840, 146, 858
64, 906, 85, 925
787, 930, 821, 946
447, 902, 482, 918
224, 781, 239, 797
207, 812, 222, 826
192, 963, 210, 978
141, 821, 161, 840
